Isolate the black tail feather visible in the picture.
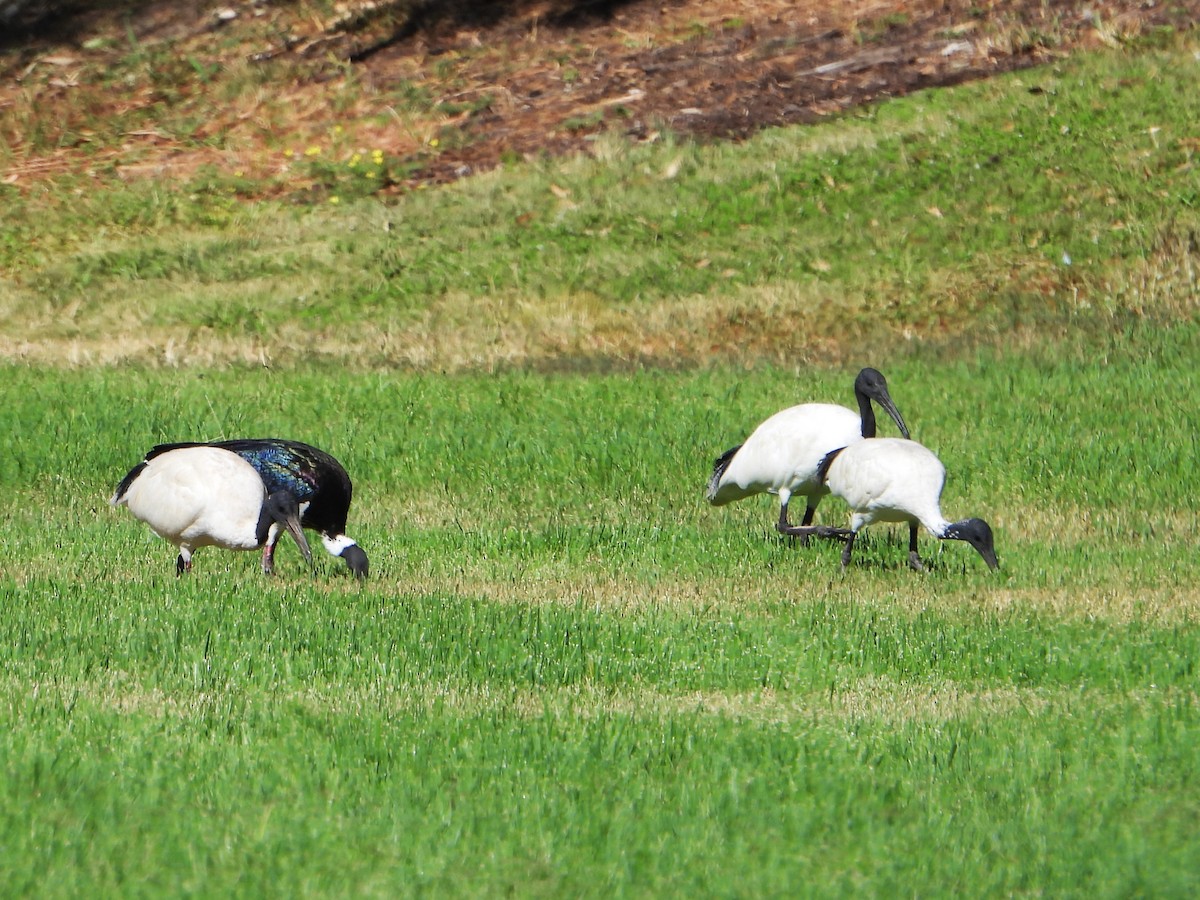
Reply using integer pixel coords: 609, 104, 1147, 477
111, 461, 147, 504
145, 441, 207, 461
816, 446, 847, 485
706, 444, 742, 501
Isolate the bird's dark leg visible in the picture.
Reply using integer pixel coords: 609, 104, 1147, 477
907, 523, 925, 572
776, 501, 808, 546
776, 501, 792, 532
795, 503, 818, 547
176, 551, 192, 576
840, 532, 857, 568
778, 501, 851, 542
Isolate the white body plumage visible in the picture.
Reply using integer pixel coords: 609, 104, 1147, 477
708, 402, 865, 512
823, 438, 949, 533
820, 437, 998, 570
707, 368, 909, 538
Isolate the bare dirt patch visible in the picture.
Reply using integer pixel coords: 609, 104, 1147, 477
2, 0, 1195, 193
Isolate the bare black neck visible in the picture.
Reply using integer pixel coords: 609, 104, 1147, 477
856, 390, 877, 438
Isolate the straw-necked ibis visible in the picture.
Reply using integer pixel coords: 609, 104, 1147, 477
111, 444, 314, 575
152, 438, 368, 578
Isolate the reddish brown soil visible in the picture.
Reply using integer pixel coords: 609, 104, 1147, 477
2, 0, 1195, 191
369, 0, 1196, 186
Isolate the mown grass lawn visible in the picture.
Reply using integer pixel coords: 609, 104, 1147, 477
2, 33, 1199, 898
4, 337, 1200, 896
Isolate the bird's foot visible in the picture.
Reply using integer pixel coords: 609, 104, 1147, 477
840, 534, 858, 568
907, 551, 926, 572
777, 524, 853, 542
812, 526, 854, 542
776, 521, 811, 547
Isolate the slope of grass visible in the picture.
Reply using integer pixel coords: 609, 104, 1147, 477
2, 36, 1198, 368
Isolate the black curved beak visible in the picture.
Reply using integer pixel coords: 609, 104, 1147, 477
876, 390, 910, 440
977, 545, 999, 571
283, 515, 314, 568
266, 491, 314, 567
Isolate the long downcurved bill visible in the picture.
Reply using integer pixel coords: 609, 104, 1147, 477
279, 509, 314, 567
270, 504, 312, 566
978, 545, 999, 570
878, 391, 910, 440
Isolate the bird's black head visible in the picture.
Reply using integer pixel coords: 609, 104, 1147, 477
853, 367, 910, 440
855, 367, 888, 394
341, 544, 369, 579
944, 518, 998, 570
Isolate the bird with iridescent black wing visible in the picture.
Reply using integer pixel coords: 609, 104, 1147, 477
149, 438, 368, 578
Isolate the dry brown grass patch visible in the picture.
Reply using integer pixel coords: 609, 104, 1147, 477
13, 671, 1084, 730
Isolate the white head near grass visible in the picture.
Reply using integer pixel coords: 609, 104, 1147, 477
111, 445, 314, 576
706, 367, 910, 542
817, 437, 998, 572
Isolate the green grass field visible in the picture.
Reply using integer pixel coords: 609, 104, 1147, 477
2, 33, 1200, 898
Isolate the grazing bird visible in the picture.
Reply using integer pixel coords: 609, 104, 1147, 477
111, 445, 313, 575
817, 437, 998, 571
706, 368, 910, 540
151, 439, 368, 578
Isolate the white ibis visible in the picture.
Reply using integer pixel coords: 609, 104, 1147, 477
706, 368, 910, 540
817, 437, 998, 571
111, 445, 314, 575
150, 439, 368, 578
